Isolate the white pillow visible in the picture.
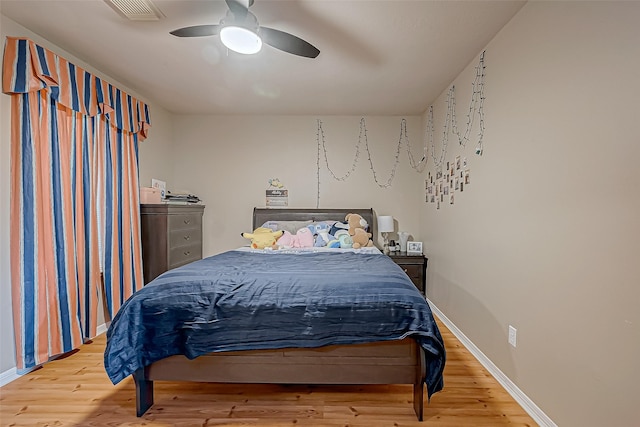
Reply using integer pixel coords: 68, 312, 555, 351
261, 220, 313, 234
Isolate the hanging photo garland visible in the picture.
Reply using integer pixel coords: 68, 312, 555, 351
425, 51, 485, 210
315, 51, 486, 209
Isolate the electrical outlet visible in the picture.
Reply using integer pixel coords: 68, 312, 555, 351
508, 325, 517, 347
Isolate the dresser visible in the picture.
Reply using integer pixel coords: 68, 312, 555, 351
387, 253, 428, 296
140, 204, 205, 284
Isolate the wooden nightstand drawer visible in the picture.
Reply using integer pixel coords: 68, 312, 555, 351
387, 253, 428, 296
400, 264, 422, 280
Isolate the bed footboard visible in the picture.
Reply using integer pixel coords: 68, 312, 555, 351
131, 338, 426, 420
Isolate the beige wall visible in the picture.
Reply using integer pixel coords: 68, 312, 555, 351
170, 115, 425, 257
0, 14, 175, 374
138, 107, 176, 190
421, 2, 640, 426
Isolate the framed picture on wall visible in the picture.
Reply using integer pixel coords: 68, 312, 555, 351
407, 241, 423, 255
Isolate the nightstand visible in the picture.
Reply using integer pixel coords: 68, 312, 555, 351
387, 252, 428, 296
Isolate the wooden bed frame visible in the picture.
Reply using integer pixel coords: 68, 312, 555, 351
133, 208, 427, 420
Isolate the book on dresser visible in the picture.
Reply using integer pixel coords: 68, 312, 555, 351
140, 204, 205, 284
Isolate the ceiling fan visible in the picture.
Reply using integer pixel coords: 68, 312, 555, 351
170, 0, 320, 58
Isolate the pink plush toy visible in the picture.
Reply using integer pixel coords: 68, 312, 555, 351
276, 231, 294, 247
293, 227, 314, 247
277, 227, 314, 248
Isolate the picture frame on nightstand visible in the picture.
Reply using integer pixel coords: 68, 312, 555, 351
407, 241, 423, 255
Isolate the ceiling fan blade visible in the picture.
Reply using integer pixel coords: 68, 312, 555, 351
170, 25, 220, 37
225, 0, 249, 20
260, 27, 320, 58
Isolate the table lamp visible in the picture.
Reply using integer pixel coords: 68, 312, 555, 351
377, 215, 394, 255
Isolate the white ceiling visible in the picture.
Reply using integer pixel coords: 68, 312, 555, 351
0, 0, 526, 115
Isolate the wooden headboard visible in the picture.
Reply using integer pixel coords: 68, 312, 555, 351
253, 208, 376, 237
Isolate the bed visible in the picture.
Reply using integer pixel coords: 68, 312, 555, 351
104, 208, 445, 420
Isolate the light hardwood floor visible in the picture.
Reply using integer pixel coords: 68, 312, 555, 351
0, 318, 537, 426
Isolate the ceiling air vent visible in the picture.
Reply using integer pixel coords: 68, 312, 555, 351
104, 0, 164, 21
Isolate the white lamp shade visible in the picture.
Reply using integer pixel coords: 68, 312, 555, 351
377, 216, 394, 233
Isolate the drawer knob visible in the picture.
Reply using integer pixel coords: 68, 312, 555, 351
183, 251, 191, 256
403, 268, 408, 273
183, 235, 191, 241
183, 219, 191, 224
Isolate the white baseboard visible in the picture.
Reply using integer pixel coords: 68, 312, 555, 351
0, 322, 108, 388
0, 366, 28, 387
428, 300, 557, 427
96, 321, 109, 336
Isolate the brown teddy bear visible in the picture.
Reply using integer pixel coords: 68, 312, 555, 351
345, 213, 368, 235
351, 228, 374, 249
345, 213, 374, 249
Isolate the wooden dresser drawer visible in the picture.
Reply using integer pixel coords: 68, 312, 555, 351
169, 227, 202, 249
169, 213, 202, 231
168, 243, 202, 269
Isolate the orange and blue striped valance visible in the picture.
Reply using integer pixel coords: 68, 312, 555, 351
2, 36, 151, 139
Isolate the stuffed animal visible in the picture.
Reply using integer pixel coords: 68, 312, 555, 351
277, 227, 314, 248
343, 213, 373, 248
241, 227, 284, 250
276, 230, 295, 248
329, 220, 349, 237
326, 239, 341, 248
294, 227, 315, 248
310, 223, 334, 247
351, 228, 374, 249
333, 230, 353, 249
345, 213, 370, 236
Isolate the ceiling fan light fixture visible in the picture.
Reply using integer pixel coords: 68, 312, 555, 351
170, 0, 319, 58
220, 26, 262, 54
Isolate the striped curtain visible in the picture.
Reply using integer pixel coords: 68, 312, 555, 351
3, 37, 151, 369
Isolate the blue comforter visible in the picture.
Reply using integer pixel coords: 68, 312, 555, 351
104, 250, 445, 396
